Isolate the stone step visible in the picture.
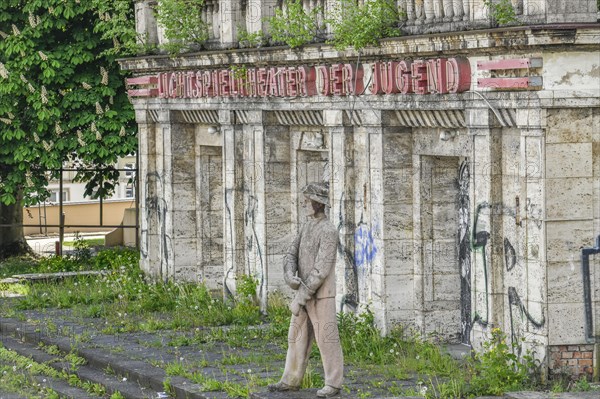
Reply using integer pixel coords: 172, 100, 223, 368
0, 270, 105, 284
0, 391, 29, 399
0, 334, 150, 399
0, 316, 228, 399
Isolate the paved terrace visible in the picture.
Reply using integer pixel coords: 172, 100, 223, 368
0, 272, 600, 399
0, 299, 598, 399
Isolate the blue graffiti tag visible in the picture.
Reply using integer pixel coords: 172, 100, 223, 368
354, 224, 377, 267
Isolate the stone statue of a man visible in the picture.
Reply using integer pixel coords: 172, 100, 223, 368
268, 182, 344, 397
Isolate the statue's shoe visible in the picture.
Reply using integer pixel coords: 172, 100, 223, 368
267, 381, 300, 392
316, 386, 340, 397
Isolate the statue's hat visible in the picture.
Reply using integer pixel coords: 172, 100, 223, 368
302, 182, 329, 205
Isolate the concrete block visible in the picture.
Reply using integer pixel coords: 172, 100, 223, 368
546, 108, 594, 144
523, 136, 543, 180
383, 134, 412, 168
385, 273, 414, 310
202, 264, 224, 291
171, 183, 197, 211
548, 261, 585, 304
433, 274, 461, 302
546, 220, 594, 262
516, 108, 546, 129
265, 192, 292, 224
201, 213, 223, 239
432, 203, 458, 238
174, 265, 200, 283
546, 0, 598, 23
265, 163, 291, 192
172, 156, 196, 184
323, 110, 344, 126
502, 135, 521, 177
173, 238, 198, 266
266, 222, 293, 246
548, 302, 586, 345
383, 204, 413, 240
422, 309, 461, 342
209, 191, 224, 211
526, 263, 546, 304
546, 143, 593, 178
546, 178, 594, 219
265, 130, 291, 162
429, 240, 458, 274
383, 169, 413, 202
172, 210, 197, 238
386, 309, 416, 332
171, 124, 195, 155
383, 169, 412, 203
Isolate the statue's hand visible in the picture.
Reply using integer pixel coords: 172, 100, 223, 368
290, 299, 303, 316
287, 276, 302, 290
289, 284, 314, 316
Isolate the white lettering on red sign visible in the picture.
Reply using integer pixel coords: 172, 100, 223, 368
155, 58, 470, 99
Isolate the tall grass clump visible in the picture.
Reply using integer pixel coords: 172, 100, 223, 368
10, 248, 262, 331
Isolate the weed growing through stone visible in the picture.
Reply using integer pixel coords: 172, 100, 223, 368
0, 345, 62, 397
1, 250, 570, 398
466, 327, 540, 396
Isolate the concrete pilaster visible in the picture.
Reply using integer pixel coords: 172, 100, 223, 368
134, 1, 159, 47
467, 107, 504, 347
152, 109, 174, 281
136, 109, 157, 278
170, 114, 198, 283
240, 111, 269, 312
361, 110, 387, 331
221, 111, 245, 299
219, 0, 243, 47
326, 111, 356, 313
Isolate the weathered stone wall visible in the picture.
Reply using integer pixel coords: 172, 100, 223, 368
546, 108, 600, 349
381, 127, 414, 330
124, 26, 600, 377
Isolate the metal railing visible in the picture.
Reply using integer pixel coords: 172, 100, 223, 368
0, 158, 139, 256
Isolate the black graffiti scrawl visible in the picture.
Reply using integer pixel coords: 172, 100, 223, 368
144, 172, 171, 282
337, 192, 359, 311
458, 160, 472, 344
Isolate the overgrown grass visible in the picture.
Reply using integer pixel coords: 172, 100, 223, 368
1, 250, 587, 398
0, 256, 40, 277
63, 238, 105, 247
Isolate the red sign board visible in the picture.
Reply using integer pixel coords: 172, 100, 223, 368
127, 57, 471, 98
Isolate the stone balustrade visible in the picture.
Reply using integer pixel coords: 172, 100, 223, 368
135, 0, 598, 51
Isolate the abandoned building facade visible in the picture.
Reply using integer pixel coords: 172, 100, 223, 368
121, 0, 600, 378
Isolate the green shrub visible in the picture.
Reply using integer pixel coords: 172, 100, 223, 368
266, 0, 323, 48
154, 0, 209, 54
483, 0, 518, 26
466, 328, 540, 396
328, 0, 402, 50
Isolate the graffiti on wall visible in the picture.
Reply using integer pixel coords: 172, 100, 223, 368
472, 202, 491, 327
504, 238, 516, 272
143, 172, 171, 281
335, 193, 379, 311
354, 222, 377, 267
471, 199, 545, 348
458, 160, 472, 344
337, 192, 359, 310
223, 189, 235, 298
244, 192, 265, 298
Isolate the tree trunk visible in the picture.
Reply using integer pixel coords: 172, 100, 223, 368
0, 191, 31, 259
